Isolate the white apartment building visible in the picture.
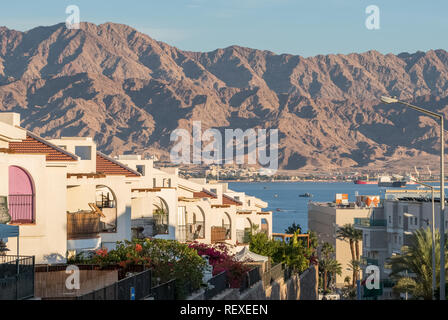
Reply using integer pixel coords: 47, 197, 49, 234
355, 189, 448, 299
0, 112, 272, 264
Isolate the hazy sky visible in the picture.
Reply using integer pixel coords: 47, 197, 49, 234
0, 0, 447, 57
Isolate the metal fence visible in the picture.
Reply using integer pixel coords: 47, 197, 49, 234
261, 263, 291, 288
0, 255, 35, 300
152, 279, 176, 300
204, 272, 228, 299
270, 263, 283, 282
77, 268, 152, 300
239, 266, 261, 293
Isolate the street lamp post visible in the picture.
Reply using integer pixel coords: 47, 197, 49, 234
411, 179, 436, 300
381, 96, 445, 300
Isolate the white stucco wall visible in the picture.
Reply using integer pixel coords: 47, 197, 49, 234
0, 154, 68, 264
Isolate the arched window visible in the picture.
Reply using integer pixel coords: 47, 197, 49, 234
8, 166, 35, 224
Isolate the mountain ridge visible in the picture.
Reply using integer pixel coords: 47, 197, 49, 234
0, 22, 447, 171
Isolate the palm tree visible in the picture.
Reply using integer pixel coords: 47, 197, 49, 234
389, 228, 448, 300
285, 222, 301, 234
347, 259, 361, 284
337, 224, 358, 286
319, 242, 342, 292
353, 228, 363, 261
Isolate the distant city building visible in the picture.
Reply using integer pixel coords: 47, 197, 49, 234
308, 195, 373, 285
355, 189, 448, 299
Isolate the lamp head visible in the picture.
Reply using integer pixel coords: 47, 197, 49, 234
381, 96, 399, 104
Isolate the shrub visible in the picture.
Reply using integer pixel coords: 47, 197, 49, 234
249, 230, 312, 273
188, 242, 251, 288
85, 239, 206, 299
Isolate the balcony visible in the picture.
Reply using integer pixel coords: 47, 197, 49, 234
153, 210, 169, 236
187, 222, 205, 241
67, 212, 101, 240
236, 228, 251, 245
177, 222, 205, 242
223, 224, 231, 240
211, 226, 227, 244
360, 255, 378, 266
8, 194, 35, 224
354, 218, 387, 228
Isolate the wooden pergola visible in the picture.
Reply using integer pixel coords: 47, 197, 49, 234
272, 232, 310, 248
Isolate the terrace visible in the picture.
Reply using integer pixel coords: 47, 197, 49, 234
354, 218, 387, 228
67, 211, 101, 240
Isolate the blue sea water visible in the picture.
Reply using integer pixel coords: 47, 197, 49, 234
228, 181, 432, 233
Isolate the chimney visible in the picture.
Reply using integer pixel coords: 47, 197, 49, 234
0, 113, 21, 127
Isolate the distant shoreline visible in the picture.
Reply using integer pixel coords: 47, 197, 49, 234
222, 180, 352, 183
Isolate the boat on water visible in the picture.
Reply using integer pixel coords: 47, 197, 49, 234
353, 174, 377, 184
299, 193, 313, 198
353, 179, 377, 185
377, 175, 406, 188
354, 174, 416, 187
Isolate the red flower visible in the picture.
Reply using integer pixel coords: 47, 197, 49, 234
135, 244, 143, 252
96, 249, 108, 257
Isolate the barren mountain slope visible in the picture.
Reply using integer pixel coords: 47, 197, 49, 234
1, 22, 447, 171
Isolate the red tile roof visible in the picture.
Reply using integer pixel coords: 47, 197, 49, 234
223, 194, 243, 206
193, 189, 217, 199
96, 152, 141, 177
9, 132, 78, 162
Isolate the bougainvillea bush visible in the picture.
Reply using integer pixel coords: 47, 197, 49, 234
188, 242, 251, 288
77, 239, 206, 298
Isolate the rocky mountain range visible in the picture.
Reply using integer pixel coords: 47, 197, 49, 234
1, 22, 448, 172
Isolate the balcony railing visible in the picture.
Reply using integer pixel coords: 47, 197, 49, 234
8, 194, 34, 224
153, 213, 169, 235
236, 228, 251, 244
67, 212, 101, 240
187, 222, 205, 240
354, 218, 387, 228
360, 256, 379, 266
223, 224, 231, 240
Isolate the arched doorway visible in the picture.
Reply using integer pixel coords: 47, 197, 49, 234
8, 166, 35, 224
96, 185, 117, 233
